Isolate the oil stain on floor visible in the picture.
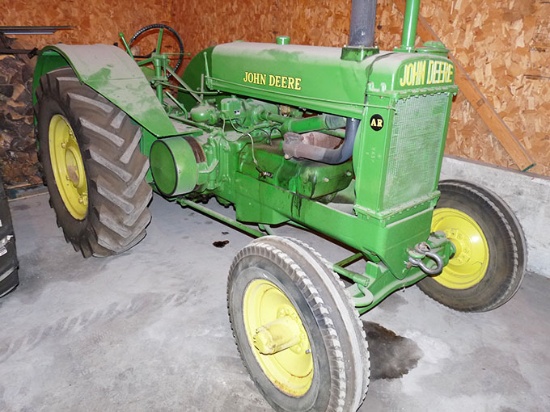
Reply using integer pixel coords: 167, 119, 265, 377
363, 321, 423, 380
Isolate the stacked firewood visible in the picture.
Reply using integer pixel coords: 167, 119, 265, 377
0, 34, 41, 186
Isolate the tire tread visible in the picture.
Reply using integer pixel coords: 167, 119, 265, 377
36, 67, 152, 257
418, 180, 526, 312
228, 236, 369, 411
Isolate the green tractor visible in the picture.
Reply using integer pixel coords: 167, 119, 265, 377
32, 0, 526, 410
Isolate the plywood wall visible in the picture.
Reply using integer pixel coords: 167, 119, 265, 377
2, 0, 548, 177
0, 0, 172, 50
175, 0, 549, 176
420, 0, 549, 176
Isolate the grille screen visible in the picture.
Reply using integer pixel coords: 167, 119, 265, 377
382, 93, 450, 210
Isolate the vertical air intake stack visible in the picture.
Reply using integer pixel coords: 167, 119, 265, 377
397, 0, 420, 52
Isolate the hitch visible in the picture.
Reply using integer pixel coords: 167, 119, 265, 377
407, 232, 453, 276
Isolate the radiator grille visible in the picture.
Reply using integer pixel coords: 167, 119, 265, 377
382, 93, 450, 210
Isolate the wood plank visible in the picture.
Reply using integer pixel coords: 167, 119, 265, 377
393, 0, 536, 171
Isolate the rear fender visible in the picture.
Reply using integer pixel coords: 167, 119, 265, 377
33, 44, 176, 137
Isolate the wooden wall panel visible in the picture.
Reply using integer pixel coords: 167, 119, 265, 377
0, 0, 172, 49
0, 0, 173, 185
171, 0, 351, 54
418, 0, 549, 175
1, 0, 547, 177
174, 0, 548, 176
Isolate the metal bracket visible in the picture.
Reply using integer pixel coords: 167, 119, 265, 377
407, 242, 445, 275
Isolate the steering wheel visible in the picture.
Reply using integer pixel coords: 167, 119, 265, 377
129, 23, 184, 76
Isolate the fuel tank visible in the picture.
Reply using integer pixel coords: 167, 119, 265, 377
206, 42, 457, 119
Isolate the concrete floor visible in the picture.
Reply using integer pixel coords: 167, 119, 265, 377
1, 192, 549, 412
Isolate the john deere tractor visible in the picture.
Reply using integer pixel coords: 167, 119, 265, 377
32, 0, 526, 410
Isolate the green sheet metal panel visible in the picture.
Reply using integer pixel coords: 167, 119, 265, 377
208, 44, 457, 119
365, 52, 457, 96
35, 44, 176, 138
209, 42, 375, 118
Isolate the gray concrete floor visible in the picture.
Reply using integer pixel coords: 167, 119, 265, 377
1, 192, 549, 412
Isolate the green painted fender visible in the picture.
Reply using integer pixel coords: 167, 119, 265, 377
33, 44, 176, 137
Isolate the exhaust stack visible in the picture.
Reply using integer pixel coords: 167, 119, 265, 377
348, 0, 378, 48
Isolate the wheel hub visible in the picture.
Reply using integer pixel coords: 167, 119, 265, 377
48, 114, 88, 220
432, 208, 489, 289
253, 313, 302, 355
244, 279, 313, 397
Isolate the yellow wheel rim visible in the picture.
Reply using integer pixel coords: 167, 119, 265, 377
243, 279, 313, 397
49, 114, 88, 220
432, 208, 489, 289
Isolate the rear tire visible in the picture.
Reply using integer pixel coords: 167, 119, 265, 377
36, 67, 152, 257
228, 236, 369, 411
418, 180, 526, 312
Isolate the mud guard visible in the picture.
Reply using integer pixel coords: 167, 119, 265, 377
33, 44, 176, 137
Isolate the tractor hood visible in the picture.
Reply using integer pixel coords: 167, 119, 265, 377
208, 42, 457, 118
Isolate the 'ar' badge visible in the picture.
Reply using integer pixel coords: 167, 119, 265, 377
370, 114, 384, 131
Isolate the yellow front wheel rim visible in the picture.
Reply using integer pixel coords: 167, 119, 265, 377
49, 114, 88, 220
243, 279, 313, 397
432, 208, 489, 289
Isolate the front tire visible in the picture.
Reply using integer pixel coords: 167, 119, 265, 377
36, 67, 152, 257
228, 236, 369, 411
418, 180, 527, 312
